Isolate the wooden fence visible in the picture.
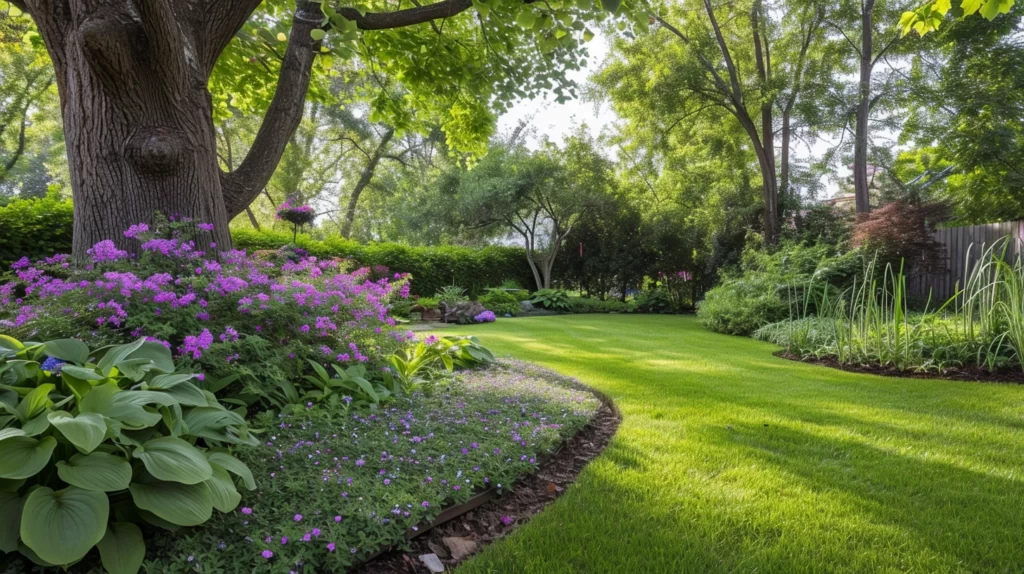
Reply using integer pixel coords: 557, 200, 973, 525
907, 220, 1024, 301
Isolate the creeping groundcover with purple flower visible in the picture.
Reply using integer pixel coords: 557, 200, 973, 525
147, 360, 599, 572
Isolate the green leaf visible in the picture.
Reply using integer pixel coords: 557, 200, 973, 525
56, 452, 132, 492
129, 481, 213, 526
60, 365, 106, 381
48, 412, 107, 453
42, 339, 90, 365
0, 335, 25, 353
156, 381, 208, 407
0, 491, 25, 553
134, 437, 213, 485
16, 383, 53, 421
0, 436, 56, 479
207, 452, 256, 490
20, 412, 51, 436
311, 28, 326, 41
97, 338, 146, 377
97, 522, 146, 574
0, 427, 26, 442
516, 9, 537, 28
204, 464, 241, 512
82, 384, 162, 429
20, 486, 109, 566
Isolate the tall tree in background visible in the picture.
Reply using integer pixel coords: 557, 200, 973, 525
5, 0, 631, 256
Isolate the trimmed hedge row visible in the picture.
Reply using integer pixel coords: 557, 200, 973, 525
0, 196, 74, 267
0, 197, 534, 298
232, 230, 534, 297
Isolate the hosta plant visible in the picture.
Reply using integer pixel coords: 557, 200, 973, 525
386, 335, 495, 395
529, 288, 573, 312
0, 336, 257, 572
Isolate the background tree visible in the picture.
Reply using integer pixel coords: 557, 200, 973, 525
4, 0, 634, 256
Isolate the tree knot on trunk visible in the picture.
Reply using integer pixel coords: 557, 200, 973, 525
125, 127, 188, 176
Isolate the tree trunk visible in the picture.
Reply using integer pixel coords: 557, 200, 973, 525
23, 0, 320, 258
340, 127, 395, 239
854, 0, 876, 215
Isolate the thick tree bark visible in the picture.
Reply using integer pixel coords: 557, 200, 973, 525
854, 0, 876, 215
340, 127, 395, 238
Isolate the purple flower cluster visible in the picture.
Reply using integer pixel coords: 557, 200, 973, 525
276, 201, 316, 226
474, 310, 497, 323
0, 225, 415, 378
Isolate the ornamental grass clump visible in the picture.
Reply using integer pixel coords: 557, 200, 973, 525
144, 360, 599, 574
0, 219, 412, 402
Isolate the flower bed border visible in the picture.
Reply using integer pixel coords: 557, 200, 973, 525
354, 360, 621, 573
775, 350, 1024, 384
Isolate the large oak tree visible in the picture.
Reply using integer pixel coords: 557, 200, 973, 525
6, 0, 632, 256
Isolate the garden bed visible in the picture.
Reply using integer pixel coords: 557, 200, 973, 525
135, 359, 614, 574
354, 361, 620, 573
775, 350, 1024, 384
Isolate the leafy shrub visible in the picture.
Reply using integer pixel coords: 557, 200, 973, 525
852, 201, 950, 272
480, 289, 521, 316
414, 296, 440, 311
529, 288, 572, 312
0, 336, 256, 571
697, 274, 790, 336
232, 229, 535, 298
633, 289, 674, 314
387, 335, 495, 395
0, 220, 411, 405
567, 296, 629, 314
436, 285, 469, 304
0, 195, 73, 268
145, 360, 598, 574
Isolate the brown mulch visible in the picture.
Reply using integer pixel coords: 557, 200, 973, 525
775, 350, 1024, 384
353, 375, 621, 574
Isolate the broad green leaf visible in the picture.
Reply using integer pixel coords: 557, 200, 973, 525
82, 384, 161, 429
97, 522, 145, 574
43, 339, 90, 365
0, 491, 24, 553
20, 486, 109, 566
147, 373, 198, 389
204, 464, 241, 512
16, 383, 54, 421
20, 413, 51, 436
0, 335, 24, 352
17, 542, 57, 567
60, 365, 106, 381
311, 28, 326, 41
129, 481, 213, 526
134, 437, 212, 484
56, 452, 132, 492
0, 436, 56, 479
48, 412, 107, 453
157, 382, 208, 407
516, 9, 537, 28
97, 338, 146, 377
0, 427, 26, 442
206, 452, 255, 490
0, 477, 25, 492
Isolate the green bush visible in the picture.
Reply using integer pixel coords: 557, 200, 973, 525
231, 229, 535, 298
568, 296, 629, 314
697, 274, 790, 336
0, 336, 257, 571
0, 195, 74, 268
480, 289, 522, 316
633, 289, 675, 314
529, 288, 573, 312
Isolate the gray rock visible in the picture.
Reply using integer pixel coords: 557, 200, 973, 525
519, 300, 535, 313
419, 553, 445, 573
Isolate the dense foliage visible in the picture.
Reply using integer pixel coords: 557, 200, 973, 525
0, 194, 73, 268
0, 336, 257, 571
140, 360, 598, 573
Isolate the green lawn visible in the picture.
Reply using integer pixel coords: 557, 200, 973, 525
445, 315, 1024, 574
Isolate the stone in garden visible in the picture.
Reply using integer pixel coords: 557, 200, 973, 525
419, 553, 445, 573
440, 301, 488, 324
442, 536, 479, 560
519, 300, 535, 313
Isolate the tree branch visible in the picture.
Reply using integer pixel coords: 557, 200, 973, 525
220, 2, 322, 218
336, 0, 477, 30
200, 0, 265, 75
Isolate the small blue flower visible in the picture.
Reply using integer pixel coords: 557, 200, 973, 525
40, 357, 65, 373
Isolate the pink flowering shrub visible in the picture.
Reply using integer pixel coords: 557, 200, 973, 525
0, 220, 413, 401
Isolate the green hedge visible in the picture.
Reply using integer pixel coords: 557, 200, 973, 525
232, 230, 535, 298
0, 201, 534, 297
0, 196, 74, 267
